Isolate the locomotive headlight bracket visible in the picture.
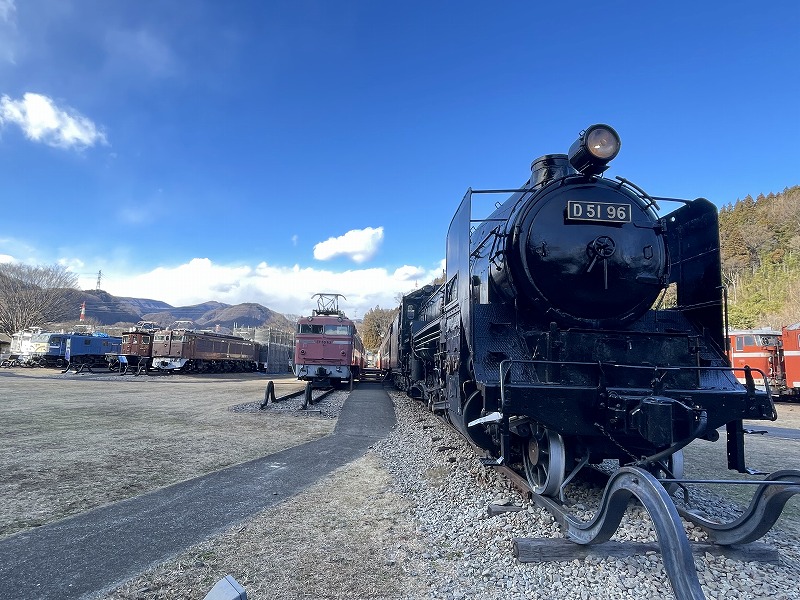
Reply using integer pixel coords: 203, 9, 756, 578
568, 124, 621, 175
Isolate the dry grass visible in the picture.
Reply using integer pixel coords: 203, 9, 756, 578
0, 370, 327, 538
104, 453, 428, 600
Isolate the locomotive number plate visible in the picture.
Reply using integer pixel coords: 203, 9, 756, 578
566, 201, 631, 223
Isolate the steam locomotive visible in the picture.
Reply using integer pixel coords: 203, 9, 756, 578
379, 124, 777, 497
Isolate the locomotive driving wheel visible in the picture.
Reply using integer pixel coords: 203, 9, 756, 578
522, 424, 567, 497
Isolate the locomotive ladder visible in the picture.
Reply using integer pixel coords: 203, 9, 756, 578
504, 465, 800, 600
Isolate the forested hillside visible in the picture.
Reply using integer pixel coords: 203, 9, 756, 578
720, 185, 800, 329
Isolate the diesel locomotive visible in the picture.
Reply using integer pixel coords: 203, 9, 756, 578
380, 124, 777, 497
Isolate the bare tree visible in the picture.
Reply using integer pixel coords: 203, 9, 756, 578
0, 264, 80, 334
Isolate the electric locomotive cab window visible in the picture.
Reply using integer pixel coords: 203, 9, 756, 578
324, 324, 350, 335
298, 324, 324, 334
735, 336, 744, 351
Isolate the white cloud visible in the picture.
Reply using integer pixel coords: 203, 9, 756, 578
104, 28, 178, 79
98, 257, 443, 318
0, 0, 17, 64
393, 265, 427, 281
0, 0, 15, 21
0, 92, 108, 149
0, 253, 14, 264
313, 227, 383, 263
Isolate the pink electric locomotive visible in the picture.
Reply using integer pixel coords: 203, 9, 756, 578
294, 293, 364, 388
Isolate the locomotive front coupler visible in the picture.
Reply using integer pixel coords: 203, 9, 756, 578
603, 391, 707, 449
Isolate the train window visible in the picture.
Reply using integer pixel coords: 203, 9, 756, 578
735, 337, 744, 351
142, 336, 151, 343
172, 335, 184, 342
324, 324, 350, 335
122, 335, 130, 343
407, 305, 416, 320
744, 335, 755, 347
298, 324, 324, 334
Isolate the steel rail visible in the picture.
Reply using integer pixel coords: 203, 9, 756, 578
677, 469, 800, 545
527, 466, 706, 600
260, 382, 336, 409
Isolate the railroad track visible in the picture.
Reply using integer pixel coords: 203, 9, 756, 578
428, 408, 800, 599
259, 381, 337, 410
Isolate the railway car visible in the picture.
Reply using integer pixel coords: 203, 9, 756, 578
376, 287, 436, 393
64, 332, 123, 367
28, 332, 70, 367
381, 123, 778, 498
781, 323, 800, 399
150, 329, 259, 372
8, 328, 42, 364
727, 329, 783, 392
107, 322, 160, 373
7, 329, 122, 368
294, 293, 364, 387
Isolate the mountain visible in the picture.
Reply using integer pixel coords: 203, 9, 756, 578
74, 290, 294, 332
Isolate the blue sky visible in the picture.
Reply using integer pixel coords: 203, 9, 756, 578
1, 1, 798, 319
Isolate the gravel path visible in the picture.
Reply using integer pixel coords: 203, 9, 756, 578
103, 387, 800, 600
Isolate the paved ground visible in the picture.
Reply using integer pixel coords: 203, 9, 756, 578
0, 383, 395, 600
745, 424, 800, 440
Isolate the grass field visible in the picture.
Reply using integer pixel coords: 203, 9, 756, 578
0, 370, 322, 539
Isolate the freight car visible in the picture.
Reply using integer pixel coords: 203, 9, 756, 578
294, 293, 364, 388
150, 329, 259, 372
381, 123, 781, 498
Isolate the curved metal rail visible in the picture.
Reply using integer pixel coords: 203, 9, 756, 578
676, 470, 800, 545
259, 382, 336, 409
530, 466, 706, 600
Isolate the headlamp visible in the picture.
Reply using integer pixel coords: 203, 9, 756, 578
568, 124, 621, 175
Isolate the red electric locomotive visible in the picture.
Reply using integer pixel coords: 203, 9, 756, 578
781, 323, 800, 399
727, 329, 783, 395
294, 293, 364, 389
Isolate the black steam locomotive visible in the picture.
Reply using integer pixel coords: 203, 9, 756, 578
379, 124, 777, 497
